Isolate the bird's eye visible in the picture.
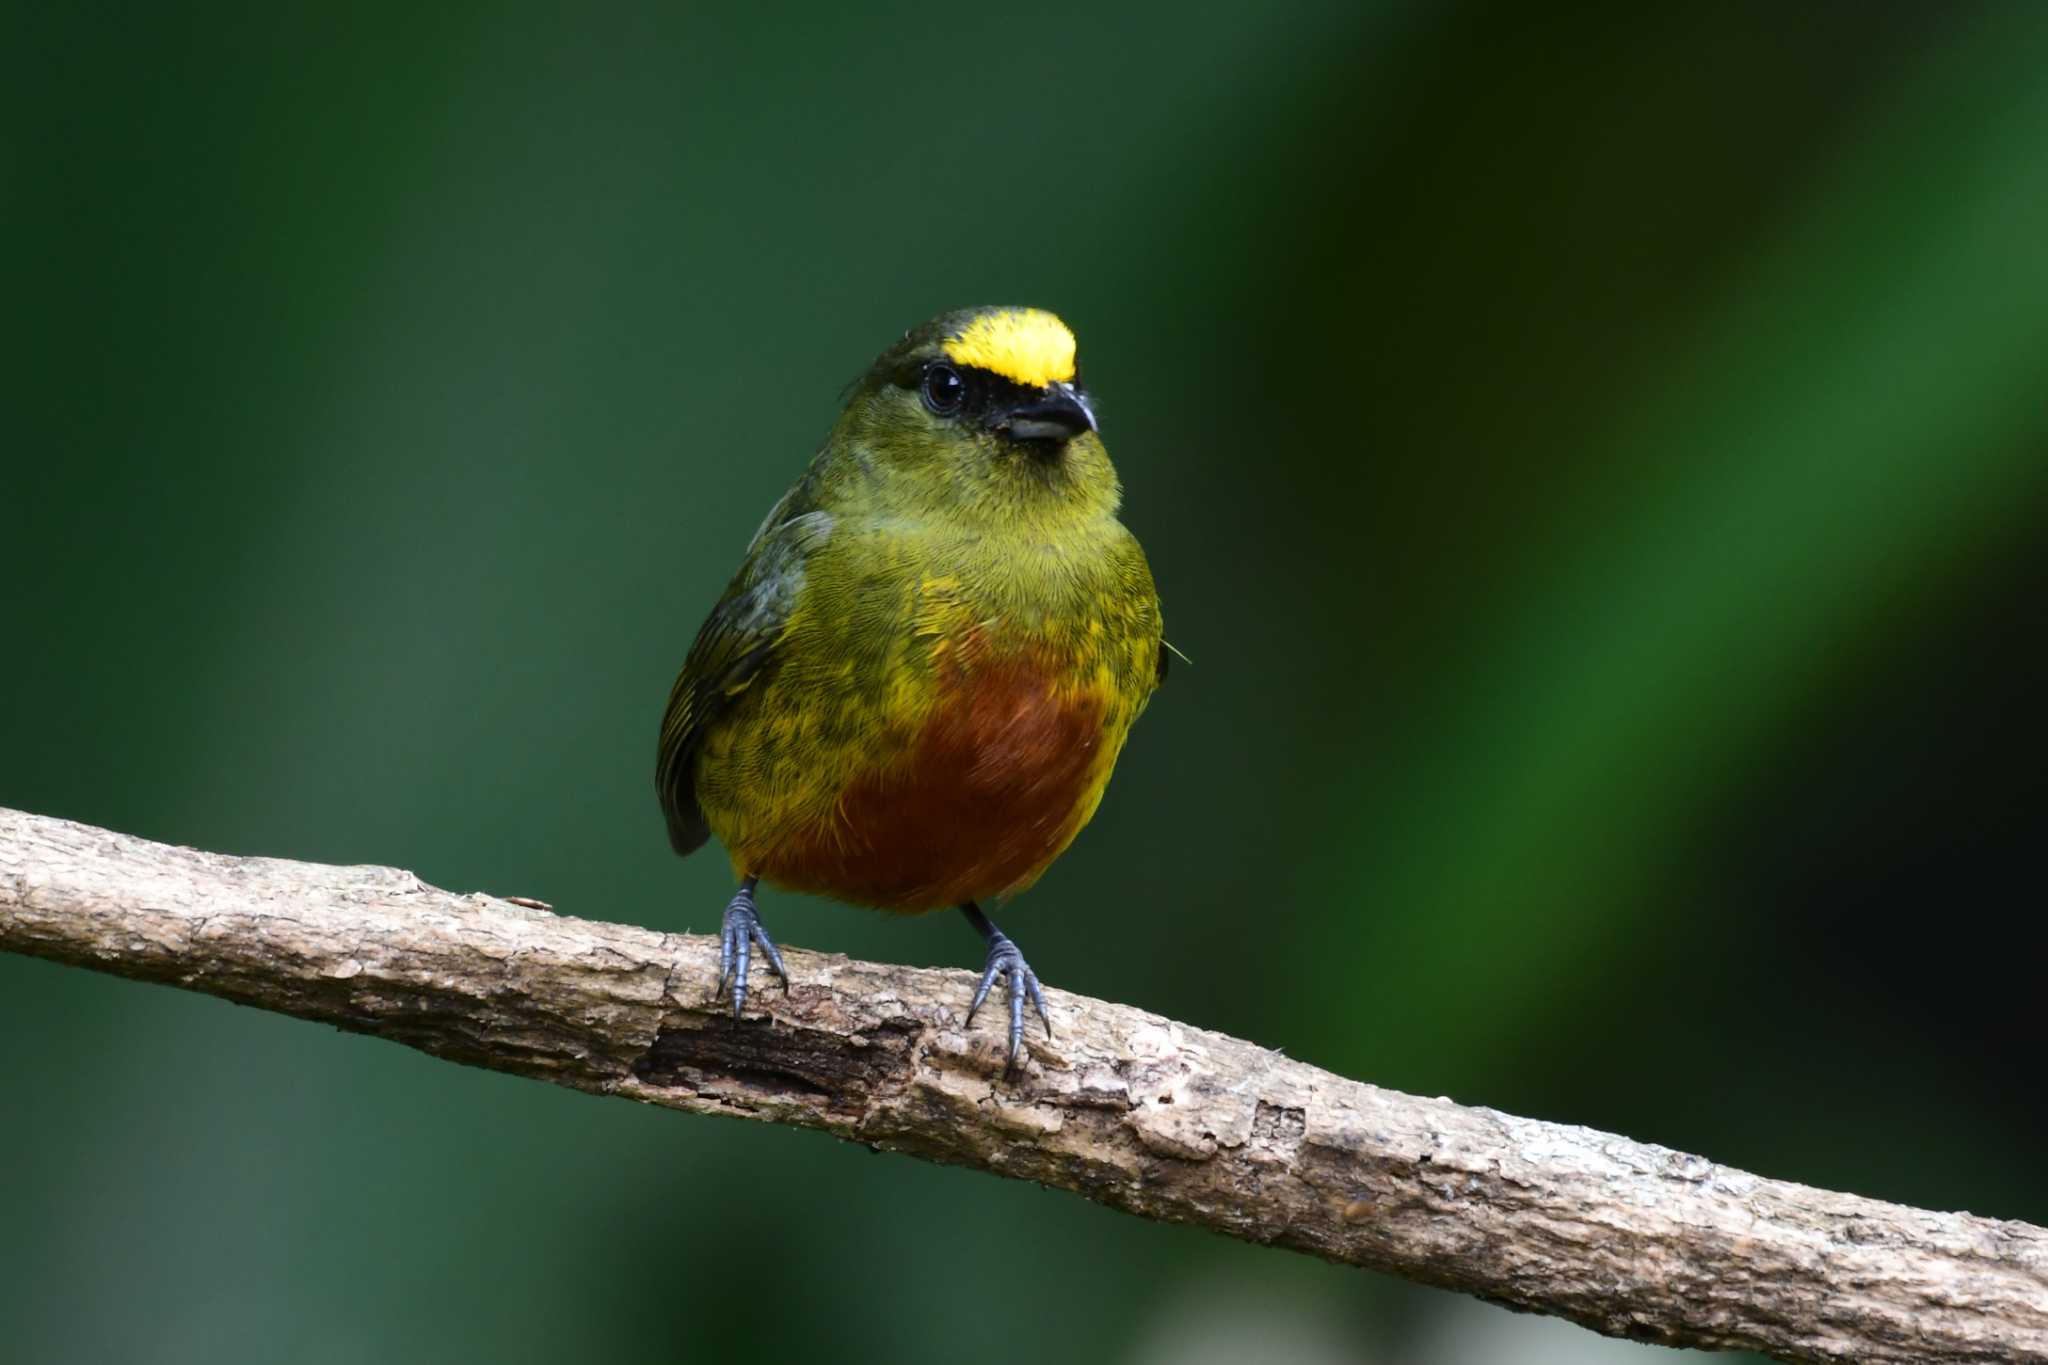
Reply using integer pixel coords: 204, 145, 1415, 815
921, 363, 966, 416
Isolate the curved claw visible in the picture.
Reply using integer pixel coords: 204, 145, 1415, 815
712, 881, 787, 1020
966, 929, 1053, 1065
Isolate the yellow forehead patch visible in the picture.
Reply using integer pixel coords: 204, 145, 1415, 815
942, 309, 1076, 389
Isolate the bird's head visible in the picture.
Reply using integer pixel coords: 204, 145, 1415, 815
832, 307, 1121, 527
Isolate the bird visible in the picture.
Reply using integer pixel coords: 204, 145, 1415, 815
655, 306, 1166, 1064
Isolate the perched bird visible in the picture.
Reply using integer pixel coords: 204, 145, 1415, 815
656, 306, 1165, 1062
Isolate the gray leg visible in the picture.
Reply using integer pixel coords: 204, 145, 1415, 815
714, 876, 789, 1019
959, 901, 1052, 1064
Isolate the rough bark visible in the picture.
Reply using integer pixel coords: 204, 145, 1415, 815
2, 805, 2043, 1363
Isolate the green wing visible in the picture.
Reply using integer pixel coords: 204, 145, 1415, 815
656, 483, 834, 856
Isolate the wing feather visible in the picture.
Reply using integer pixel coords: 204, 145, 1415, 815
656, 483, 833, 856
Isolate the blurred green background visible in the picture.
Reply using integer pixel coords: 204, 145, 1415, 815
6, 2, 2046, 1362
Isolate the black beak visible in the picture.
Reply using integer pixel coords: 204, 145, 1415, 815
993, 383, 1096, 445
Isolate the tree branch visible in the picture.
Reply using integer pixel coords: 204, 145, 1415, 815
3, 806, 2042, 1363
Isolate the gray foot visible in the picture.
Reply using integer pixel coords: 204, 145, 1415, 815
960, 902, 1052, 1064
714, 877, 788, 1019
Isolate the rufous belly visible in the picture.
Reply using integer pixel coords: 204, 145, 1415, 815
751, 656, 1111, 912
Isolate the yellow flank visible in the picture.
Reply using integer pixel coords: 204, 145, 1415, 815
942, 308, 1077, 388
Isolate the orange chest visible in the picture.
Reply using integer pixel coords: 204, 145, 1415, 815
909, 655, 1109, 803
763, 654, 1118, 910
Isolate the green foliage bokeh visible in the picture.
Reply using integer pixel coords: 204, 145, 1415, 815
6, 4, 2044, 1362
